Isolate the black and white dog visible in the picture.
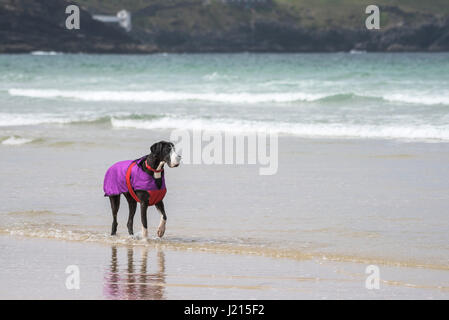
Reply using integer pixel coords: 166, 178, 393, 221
104, 141, 180, 238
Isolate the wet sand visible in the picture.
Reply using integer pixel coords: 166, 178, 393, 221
1, 235, 448, 299
1, 129, 449, 299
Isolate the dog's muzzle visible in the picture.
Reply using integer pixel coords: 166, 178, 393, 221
169, 152, 181, 167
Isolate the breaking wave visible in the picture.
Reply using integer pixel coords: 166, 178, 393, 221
0, 136, 34, 145
30, 51, 63, 56
111, 117, 449, 141
1, 112, 449, 141
8, 88, 325, 103
8, 88, 449, 105
0, 113, 71, 127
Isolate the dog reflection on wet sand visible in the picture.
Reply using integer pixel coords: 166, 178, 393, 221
103, 246, 166, 300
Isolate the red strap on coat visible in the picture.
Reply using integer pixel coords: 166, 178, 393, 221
126, 162, 141, 203
126, 161, 167, 206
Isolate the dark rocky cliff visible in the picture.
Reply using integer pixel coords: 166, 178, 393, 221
1, 0, 448, 53
0, 0, 155, 53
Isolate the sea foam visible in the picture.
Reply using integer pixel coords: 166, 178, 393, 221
1, 136, 33, 145
8, 88, 449, 106
7, 89, 334, 103
111, 117, 449, 141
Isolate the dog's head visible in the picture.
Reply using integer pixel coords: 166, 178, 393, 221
150, 141, 181, 168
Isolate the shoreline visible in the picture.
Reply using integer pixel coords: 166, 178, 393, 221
1, 235, 448, 299
1, 226, 448, 273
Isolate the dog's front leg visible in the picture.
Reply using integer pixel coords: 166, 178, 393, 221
141, 202, 149, 239
155, 201, 167, 238
136, 191, 149, 239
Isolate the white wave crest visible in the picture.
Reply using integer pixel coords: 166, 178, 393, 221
0, 113, 70, 127
383, 93, 449, 106
1, 136, 33, 145
9, 88, 449, 106
30, 51, 62, 56
8, 88, 325, 103
111, 117, 449, 141
349, 49, 366, 54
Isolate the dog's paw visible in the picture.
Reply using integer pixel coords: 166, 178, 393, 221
157, 219, 166, 238
128, 234, 138, 241
141, 227, 149, 239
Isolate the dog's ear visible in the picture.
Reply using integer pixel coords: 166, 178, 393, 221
150, 142, 162, 155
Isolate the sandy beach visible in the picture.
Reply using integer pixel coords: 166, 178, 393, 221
1, 129, 449, 299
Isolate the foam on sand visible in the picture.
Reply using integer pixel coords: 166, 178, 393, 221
1, 136, 34, 145
2, 223, 448, 272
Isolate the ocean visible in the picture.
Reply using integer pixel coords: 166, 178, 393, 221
2, 52, 449, 140
0, 53, 448, 299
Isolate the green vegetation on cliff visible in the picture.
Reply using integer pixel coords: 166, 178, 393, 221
1, 0, 448, 52
75, 0, 449, 30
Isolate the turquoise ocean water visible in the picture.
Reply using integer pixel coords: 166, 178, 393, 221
1, 52, 449, 142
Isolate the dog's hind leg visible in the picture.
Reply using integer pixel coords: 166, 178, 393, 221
124, 192, 137, 236
109, 195, 120, 235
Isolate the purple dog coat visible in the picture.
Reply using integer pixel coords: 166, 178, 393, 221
103, 157, 166, 206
